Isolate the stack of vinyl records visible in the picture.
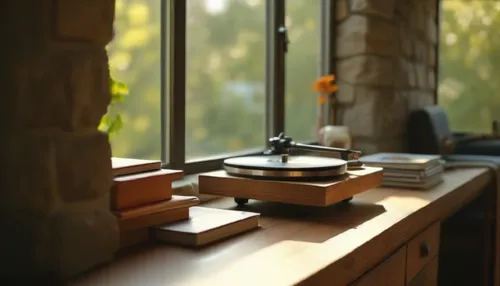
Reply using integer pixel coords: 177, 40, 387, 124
359, 153, 444, 189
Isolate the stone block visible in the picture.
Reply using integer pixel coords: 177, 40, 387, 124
1, 50, 110, 131
408, 5, 418, 31
375, 90, 409, 138
337, 15, 396, 59
427, 15, 438, 44
337, 56, 393, 86
0, 1, 43, 49
54, 0, 115, 44
416, 4, 428, 35
337, 0, 350, 22
414, 39, 427, 62
428, 44, 436, 67
395, 0, 412, 18
393, 59, 416, 88
336, 81, 356, 104
0, 211, 52, 280
397, 22, 415, 59
340, 87, 408, 138
50, 210, 118, 278
428, 0, 438, 17
0, 133, 56, 214
54, 131, 112, 202
0, 208, 118, 281
415, 63, 428, 89
408, 90, 435, 111
428, 69, 436, 90
340, 88, 377, 137
66, 50, 112, 129
349, 0, 395, 20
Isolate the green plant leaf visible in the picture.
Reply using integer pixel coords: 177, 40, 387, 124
100, 77, 128, 137
98, 113, 111, 132
107, 114, 124, 135
110, 78, 129, 104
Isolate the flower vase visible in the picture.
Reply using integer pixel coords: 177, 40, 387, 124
316, 103, 325, 144
320, 125, 352, 149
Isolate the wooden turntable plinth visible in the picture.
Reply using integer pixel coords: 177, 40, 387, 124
198, 166, 383, 206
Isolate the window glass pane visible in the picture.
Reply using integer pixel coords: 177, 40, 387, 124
284, 0, 321, 142
108, 0, 163, 160
185, 0, 267, 161
439, 1, 500, 133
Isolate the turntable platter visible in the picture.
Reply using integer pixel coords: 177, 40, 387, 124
223, 155, 347, 179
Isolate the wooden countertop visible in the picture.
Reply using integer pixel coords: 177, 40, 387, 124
71, 168, 492, 286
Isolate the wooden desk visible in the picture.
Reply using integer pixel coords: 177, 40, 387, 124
71, 168, 493, 286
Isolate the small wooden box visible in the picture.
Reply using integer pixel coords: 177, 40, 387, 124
198, 166, 383, 206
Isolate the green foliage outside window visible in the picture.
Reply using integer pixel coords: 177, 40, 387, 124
439, 1, 500, 133
99, 78, 129, 137
108, 0, 322, 160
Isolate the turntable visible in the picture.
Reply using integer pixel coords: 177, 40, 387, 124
198, 133, 383, 207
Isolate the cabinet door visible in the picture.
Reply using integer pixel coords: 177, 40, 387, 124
408, 257, 438, 286
351, 246, 406, 286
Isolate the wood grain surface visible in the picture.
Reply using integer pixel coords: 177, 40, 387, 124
70, 168, 491, 286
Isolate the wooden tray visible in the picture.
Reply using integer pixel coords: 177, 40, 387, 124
198, 166, 383, 207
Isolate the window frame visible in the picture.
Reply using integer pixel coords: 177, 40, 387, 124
161, 0, 337, 175
434, 0, 441, 104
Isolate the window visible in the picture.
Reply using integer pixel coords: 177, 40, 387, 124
109, 0, 335, 174
285, 1, 322, 142
185, 0, 267, 161
438, 1, 500, 133
108, 0, 162, 160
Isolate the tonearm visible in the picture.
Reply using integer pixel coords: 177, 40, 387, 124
265, 132, 362, 161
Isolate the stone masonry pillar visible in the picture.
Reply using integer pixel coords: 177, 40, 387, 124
0, 1, 118, 282
334, 0, 438, 153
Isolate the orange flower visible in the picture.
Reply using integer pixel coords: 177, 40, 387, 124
312, 74, 338, 94
317, 95, 327, 104
313, 74, 338, 105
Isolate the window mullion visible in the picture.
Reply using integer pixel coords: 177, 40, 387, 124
266, 0, 286, 141
167, 0, 186, 170
320, 0, 336, 126
160, 0, 168, 165
434, 0, 441, 104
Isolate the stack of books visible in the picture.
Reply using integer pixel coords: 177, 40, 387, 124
359, 153, 444, 189
111, 158, 200, 248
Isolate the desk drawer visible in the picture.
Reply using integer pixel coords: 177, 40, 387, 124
351, 246, 406, 286
406, 222, 441, 282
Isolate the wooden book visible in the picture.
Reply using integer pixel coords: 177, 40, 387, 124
112, 157, 162, 177
111, 169, 184, 210
155, 206, 260, 247
116, 196, 200, 232
115, 195, 200, 220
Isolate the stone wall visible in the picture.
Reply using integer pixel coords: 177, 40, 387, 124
335, 0, 438, 153
0, 0, 118, 282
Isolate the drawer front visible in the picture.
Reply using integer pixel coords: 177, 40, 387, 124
406, 222, 441, 281
408, 256, 439, 286
351, 246, 406, 286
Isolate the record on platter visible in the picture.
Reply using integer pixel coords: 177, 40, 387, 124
223, 155, 347, 180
